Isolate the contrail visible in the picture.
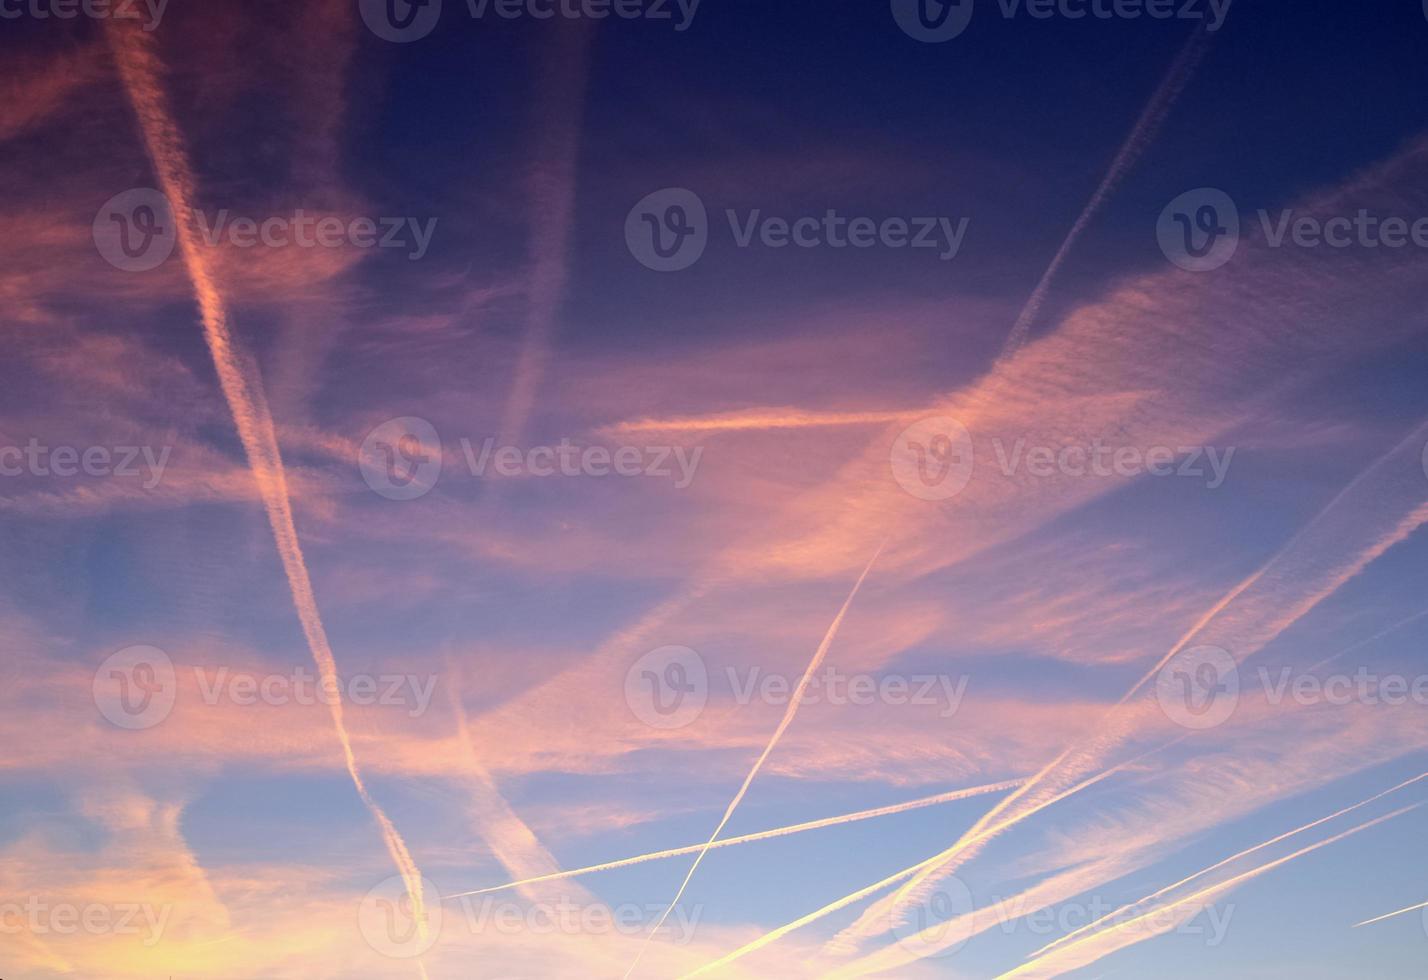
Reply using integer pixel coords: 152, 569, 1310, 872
495, 20, 592, 450
685, 412, 1428, 973
1117, 417, 1428, 705
998, 23, 1215, 357
446, 660, 598, 906
605, 408, 921, 436
1355, 899, 1428, 929
1031, 772, 1428, 959
443, 779, 1024, 900
611, 27, 1215, 440
843, 416, 1428, 948
675, 35, 1225, 956
623, 541, 886, 979
1307, 605, 1428, 673
105, 20, 430, 961
997, 805, 1423, 980
677, 752, 1160, 979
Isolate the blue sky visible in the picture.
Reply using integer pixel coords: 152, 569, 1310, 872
3, 0, 1428, 977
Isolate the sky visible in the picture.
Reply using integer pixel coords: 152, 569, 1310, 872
4, 0, 1428, 977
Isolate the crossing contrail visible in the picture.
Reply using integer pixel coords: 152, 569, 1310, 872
444, 778, 1023, 900
623, 541, 885, 978
105, 21, 430, 968
677, 753, 1157, 979
833, 416, 1428, 952
1031, 771, 1428, 959
997, 805, 1423, 980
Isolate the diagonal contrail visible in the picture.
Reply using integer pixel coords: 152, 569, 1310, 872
835, 417, 1428, 951
682, 407, 1428, 976
105, 20, 430, 963
623, 541, 886, 978
495, 20, 593, 451
997, 23, 1215, 358
997, 805, 1423, 980
677, 751, 1163, 979
445, 660, 599, 906
1355, 899, 1428, 929
1031, 771, 1428, 959
444, 778, 1024, 900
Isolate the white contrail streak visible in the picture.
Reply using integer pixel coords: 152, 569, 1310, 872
1031, 772, 1428, 958
677, 752, 1160, 979
998, 23, 1214, 357
1355, 899, 1428, 929
678, 412, 1428, 975
604, 408, 921, 436
997, 805, 1423, 980
105, 21, 430, 963
842, 416, 1428, 950
443, 778, 1024, 900
623, 541, 885, 978
1307, 605, 1428, 673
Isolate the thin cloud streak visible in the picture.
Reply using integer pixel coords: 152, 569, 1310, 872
104, 20, 430, 960
1355, 899, 1428, 929
446, 662, 598, 906
998, 23, 1214, 356
689, 422, 1428, 976
998, 805, 1424, 980
678, 756, 1154, 978
1031, 771, 1428, 959
605, 407, 921, 435
840, 418, 1428, 951
444, 778, 1024, 900
496, 21, 594, 449
625, 541, 886, 978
